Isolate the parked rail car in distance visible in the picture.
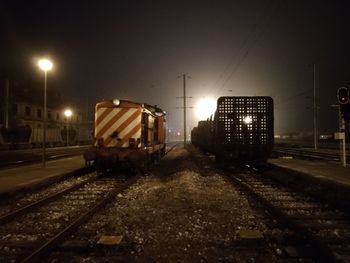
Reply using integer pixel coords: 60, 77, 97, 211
190, 120, 213, 152
84, 99, 166, 172
191, 96, 274, 163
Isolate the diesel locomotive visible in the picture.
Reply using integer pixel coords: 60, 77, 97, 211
84, 99, 166, 172
191, 96, 274, 163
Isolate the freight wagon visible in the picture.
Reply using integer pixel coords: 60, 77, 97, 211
191, 96, 274, 163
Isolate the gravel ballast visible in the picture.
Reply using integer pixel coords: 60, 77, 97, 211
77, 147, 279, 262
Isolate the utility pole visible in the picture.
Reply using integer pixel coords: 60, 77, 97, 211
183, 74, 187, 147
177, 74, 192, 147
4, 79, 9, 129
86, 97, 89, 121
313, 63, 318, 150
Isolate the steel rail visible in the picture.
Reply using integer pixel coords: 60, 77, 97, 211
0, 175, 97, 224
274, 147, 350, 161
20, 177, 137, 263
227, 173, 337, 263
165, 142, 180, 155
0, 152, 85, 169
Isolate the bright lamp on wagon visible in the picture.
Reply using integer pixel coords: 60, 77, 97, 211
113, 99, 120, 106
243, 116, 252, 124
64, 109, 73, 118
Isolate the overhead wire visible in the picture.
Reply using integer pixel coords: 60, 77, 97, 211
208, 0, 274, 96
212, 0, 284, 97
274, 89, 312, 106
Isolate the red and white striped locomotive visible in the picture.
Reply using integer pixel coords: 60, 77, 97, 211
84, 99, 166, 172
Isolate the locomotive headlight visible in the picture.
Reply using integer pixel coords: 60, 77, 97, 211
243, 116, 252, 124
113, 99, 120, 106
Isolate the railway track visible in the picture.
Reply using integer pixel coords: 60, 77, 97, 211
227, 169, 350, 262
0, 146, 90, 169
166, 142, 181, 154
0, 143, 179, 170
274, 147, 350, 161
0, 174, 136, 262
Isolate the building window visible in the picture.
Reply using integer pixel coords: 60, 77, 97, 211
37, 109, 42, 118
12, 104, 18, 114
56, 112, 60, 121
25, 106, 31, 116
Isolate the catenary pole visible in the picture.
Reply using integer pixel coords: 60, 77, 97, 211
313, 63, 318, 150
183, 74, 187, 147
177, 74, 192, 147
4, 79, 9, 129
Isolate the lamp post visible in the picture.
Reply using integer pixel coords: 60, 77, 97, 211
38, 58, 53, 167
64, 109, 73, 146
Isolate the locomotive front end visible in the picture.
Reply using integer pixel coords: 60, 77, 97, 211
84, 99, 166, 172
84, 99, 143, 171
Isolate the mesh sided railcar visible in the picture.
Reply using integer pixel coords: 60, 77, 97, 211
215, 96, 274, 161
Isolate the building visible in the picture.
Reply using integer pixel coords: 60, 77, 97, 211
1, 78, 93, 147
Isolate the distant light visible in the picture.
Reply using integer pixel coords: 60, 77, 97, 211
177, 132, 181, 136
243, 116, 252, 124
38, 59, 53, 71
195, 97, 216, 120
113, 99, 120, 106
64, 109, 73, 118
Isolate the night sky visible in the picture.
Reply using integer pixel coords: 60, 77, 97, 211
1, 0, 350, 134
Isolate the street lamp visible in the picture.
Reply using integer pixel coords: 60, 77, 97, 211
38, 58, 53, 167
64, 109, 73, 146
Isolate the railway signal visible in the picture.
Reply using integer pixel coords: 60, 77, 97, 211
337, 86, 350, 122
338, 86, 349, 104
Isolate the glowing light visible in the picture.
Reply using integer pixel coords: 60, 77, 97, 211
38, 59, 53, 71
113, 99, 120, 106
243, 116, 252, 124
195, 97, 216, 120
64, 109, 73, 118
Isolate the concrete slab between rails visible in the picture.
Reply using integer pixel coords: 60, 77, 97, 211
0, 156, 87, 199
267, 158, 350, 212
